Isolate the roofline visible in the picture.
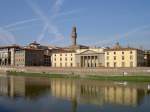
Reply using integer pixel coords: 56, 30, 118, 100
104, 48, 144, 51
16, 48, 44, 51
0, 45, 21, 49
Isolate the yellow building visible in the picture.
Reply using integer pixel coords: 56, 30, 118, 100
75, 48, 105, 67
105, 43, 145, 67
51, 50, 76, 67
51, 48, 105, 68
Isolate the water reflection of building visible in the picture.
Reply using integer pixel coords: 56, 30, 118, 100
0, 77, 9, 96
9, 76, 25, 97
0, 76, 150, 107
51, 79, 150, 107
0, 76, 50, 99
51, 79, 77, 100
104, 86, 146, 106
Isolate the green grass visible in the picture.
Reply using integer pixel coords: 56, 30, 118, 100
7, 71, 150, 82
6, 71, 80, 79
86, 75, 150, 82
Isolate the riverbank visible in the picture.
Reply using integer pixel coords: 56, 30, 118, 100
7, 71, 150, 82
1, 66, 150, 76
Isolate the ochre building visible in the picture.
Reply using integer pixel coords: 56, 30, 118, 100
105, 43, 145, 67
51, 50, 76, 67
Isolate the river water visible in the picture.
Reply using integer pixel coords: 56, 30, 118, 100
0, 75, 150, 112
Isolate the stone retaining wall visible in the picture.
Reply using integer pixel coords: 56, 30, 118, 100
0, 66, 150, 76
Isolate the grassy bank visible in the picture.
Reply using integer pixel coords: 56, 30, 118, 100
86, 75, 150, 82
7, 71, 80, 78
7, 71, 150, 82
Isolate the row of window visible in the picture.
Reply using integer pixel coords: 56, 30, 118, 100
81, 56, 98, 60
54, 58, 73, 61
16, 58, 25, 62
107, 51, 133, 55
107, 55, 133, 60
0, 54, 8, 58
54, 63, 73, 67
54, 54, 73, 56
106, 62, 133, 67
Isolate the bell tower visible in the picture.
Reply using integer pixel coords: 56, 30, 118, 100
71, 26, 77, 46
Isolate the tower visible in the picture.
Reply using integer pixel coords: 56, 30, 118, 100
71, 26, 77, 46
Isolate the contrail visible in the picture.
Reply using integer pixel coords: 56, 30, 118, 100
3, 18, 40, 29
6, 26, 28, 32
53, 0, 64, 14
93, 24, 150, 46
51, 9, 82, 19
37, 24, 48, 42
0, 27, 16, 45
26, 0, 64, 43
0, 18, 40, 44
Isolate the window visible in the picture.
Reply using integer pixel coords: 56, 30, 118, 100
60, 63, 62, 67
130, 55, 133, 60
114, 62, 117, 67
122, 62, 125, 67
114, 56, 116, 60
71, 58, 72, 61
54, 58, 56, 61
107, 52, 109, 55
65, 63, 67, 67
95, 56, 97, 59
60, 58, 62, 61
114, 52, 116, 55
107, 62, 109, 67
60, 54, 62, 56
70, 63, 72, 67
122, 52, 124, 54
122, 56, 124, 60
107, 56, 109, 60
130, 62, 133, 67
65, 58, 67, 61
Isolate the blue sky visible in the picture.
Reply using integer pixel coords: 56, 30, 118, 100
0, 0, 150, 49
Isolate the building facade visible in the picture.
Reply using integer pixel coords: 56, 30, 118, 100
75, 48, 105, 67
51, 51, 76, 67
144, 50, 150, 67
15, 48, 44, 66
0, 45, 20, 66
0, 27, 148, 68
51, 48, 105, 68
105, 43, 145, 67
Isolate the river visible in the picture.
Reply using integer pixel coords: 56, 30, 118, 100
0, 75, 150, 112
